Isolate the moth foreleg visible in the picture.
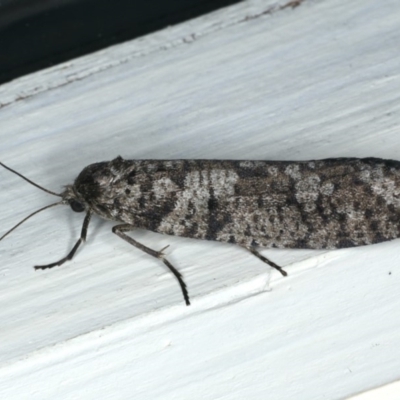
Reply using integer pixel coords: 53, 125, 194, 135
245, 246, 288, 277
112, 224, 190, 306
35, 212, 92, 270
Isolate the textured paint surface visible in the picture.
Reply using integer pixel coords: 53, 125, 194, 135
1, 0, 400, 398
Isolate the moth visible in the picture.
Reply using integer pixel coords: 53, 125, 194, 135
1, 156, 400, 306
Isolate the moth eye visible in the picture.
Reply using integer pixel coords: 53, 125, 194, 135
70, 200, 85, 213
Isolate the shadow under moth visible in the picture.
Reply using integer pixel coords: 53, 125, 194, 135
1, 156, 399, 306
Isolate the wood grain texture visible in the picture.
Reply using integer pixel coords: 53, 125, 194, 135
0, 0, 400, 399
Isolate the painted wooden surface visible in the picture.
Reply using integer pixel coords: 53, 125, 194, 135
0, 0, 400, 398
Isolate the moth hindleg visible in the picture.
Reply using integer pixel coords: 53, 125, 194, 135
112, 224, 190, 306
35, 212, 92, 270
245, 246, 288, 277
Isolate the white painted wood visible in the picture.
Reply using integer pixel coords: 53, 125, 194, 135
0, 0, 400, 398
349, 379, 400, 400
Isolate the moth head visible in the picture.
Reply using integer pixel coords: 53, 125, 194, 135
61, 185, 88, 213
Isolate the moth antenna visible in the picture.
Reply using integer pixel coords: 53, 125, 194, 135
0, 201, 63, 241
0, 161, 62, 197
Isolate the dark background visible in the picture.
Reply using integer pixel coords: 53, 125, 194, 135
0, 0, 242, 85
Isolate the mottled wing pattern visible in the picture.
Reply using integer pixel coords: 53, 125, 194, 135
73, 157, 400, 250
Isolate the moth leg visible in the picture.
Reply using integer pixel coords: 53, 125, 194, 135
112, 224, 190, 306
246, 247, 288, 277
35, 212, 92, 270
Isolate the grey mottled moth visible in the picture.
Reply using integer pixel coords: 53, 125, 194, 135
1, 156, 399, 306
